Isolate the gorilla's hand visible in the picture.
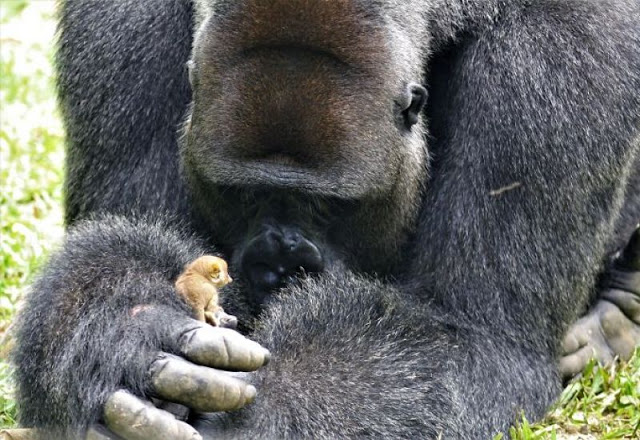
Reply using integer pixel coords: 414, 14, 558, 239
560, 228, 640, 380
94, 310, 270, 440
12, 216, 272, 438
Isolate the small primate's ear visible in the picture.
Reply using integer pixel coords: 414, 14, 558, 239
396, 83, 428, 131
210, 264, 221, 280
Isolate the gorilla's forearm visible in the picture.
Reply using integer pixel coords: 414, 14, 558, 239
12, 215, 203, 435
58, 0, 193, 225
195, 273, 560, 439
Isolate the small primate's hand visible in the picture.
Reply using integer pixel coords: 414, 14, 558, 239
560, 227, 640, 381
175, 256, 238, 328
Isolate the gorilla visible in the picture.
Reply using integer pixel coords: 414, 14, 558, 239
12, 0, 640, 439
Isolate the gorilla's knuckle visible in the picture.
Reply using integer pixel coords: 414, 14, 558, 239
177, 325, 202, 351
131, 405, 155, 428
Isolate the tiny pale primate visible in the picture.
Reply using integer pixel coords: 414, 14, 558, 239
175, 256, 237, 328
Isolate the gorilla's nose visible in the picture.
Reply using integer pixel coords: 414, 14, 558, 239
240, 224, 324, 305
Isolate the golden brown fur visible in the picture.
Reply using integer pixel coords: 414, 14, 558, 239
175, 256, 234, 326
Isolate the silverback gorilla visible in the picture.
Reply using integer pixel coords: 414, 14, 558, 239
13, 0, 640, 439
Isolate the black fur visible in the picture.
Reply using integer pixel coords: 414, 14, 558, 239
13, 0, 640, 439
13, 216, 203, 437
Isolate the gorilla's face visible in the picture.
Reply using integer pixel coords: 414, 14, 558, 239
182, 0, 430, 291
185, 0, 428, 196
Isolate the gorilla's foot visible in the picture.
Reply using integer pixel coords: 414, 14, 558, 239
240, 223, 324, 306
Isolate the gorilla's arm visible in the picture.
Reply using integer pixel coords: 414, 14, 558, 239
12, 216, 268, 438
57, 0, 193, 224
418, 0, 640, 348
192, 273, 559, 439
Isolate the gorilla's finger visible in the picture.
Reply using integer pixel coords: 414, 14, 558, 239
559, 345, 602, 381
177, 323, 270, 371
86, 424, 124, 440
0, 429, 39, 440
150, 399, 191, 421
605, 324, 640, 361
561, 328, 584, 356
561, 315, 594, 355
104, 390, 202, 440
150, 354, 257, 412
561, 298, 640, 381
598, 301, 640, 359
599, 294, 640, 330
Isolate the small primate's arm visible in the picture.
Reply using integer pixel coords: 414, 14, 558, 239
175, 256, 237, 328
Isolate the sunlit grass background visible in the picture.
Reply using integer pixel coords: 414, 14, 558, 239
1, 0, 64, 428
0, 1, 638, 438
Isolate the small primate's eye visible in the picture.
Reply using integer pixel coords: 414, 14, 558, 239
396, 83, 428, 131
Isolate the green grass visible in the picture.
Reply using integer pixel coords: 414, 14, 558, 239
0, 1, 638, 437
496, 352, 640, 440
0, 0, 65, 427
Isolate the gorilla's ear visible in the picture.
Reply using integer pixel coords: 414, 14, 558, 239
397, 83, 428, 130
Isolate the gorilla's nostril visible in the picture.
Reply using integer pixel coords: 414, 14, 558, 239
281, 231, 300, 251
293, 238, 324, 273
265, 229, 280, 245
240, 223, 325, 308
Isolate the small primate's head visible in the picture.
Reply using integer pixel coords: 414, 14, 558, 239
183, 0, 432, 274
197, 256, 233, 287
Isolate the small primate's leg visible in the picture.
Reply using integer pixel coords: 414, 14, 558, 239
204, 297, 238, 329
195, 305, 207, 323
204, 310, 218, 326
208, 308, 238, 329
204, 297, 223, 327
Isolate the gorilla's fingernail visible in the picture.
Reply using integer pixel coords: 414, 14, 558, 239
245, 384, 257, 403
262, 349, 271, 366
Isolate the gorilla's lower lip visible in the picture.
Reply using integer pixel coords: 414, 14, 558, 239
244, 161, 315, 185
259, 153, 305, 168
